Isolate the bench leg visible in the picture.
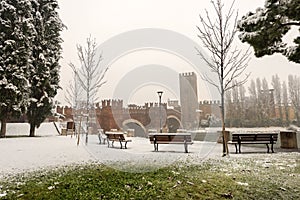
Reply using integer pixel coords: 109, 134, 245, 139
271, 143, 274, 153
184, 142, 188, 153
234, 144, 238, 153
154, 143, 158, 151
124, 141, 128, 149
119, 141, 123, 149
100, 137, 106, 145
266, 144, 270, 153
238, 143, 241, 153
153, 138, 158, 151
107, 140, 114, 148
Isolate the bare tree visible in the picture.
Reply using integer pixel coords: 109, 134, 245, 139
248, 79, 259, 126
262, 78, 271, 126
282, 81, 290, 125
65, 72, 83, 109
272, 74, 283, 126
288, 75, 300, 125
69, 36, 109, 144
225, 90, 233, 127
196, 0, 250, 156
239, 84, 246, 126
232, 81, 240, 126
256, 78, 265, 125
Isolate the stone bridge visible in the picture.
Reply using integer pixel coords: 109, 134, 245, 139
58, 99, 182, 137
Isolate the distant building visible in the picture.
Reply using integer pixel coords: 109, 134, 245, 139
179, 72, 198, 129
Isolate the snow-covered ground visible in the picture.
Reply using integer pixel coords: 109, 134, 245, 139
0, 136, 94, 179
0, 123, 299, 178
6, 122, 60, 137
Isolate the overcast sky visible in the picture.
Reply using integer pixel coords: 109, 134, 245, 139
56, 0, 300, 106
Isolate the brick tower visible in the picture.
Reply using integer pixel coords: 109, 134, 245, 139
179, 72, 198, 129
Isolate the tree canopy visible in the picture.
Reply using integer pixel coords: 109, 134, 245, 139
27, 0, 63, 137
238, 0, 300, 63
0, 0, 34, 137
0, 0, 63, 137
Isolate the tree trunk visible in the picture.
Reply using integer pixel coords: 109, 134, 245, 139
221, 91, 229, 156
29, 123, 35, 137
0, 119, 7, 138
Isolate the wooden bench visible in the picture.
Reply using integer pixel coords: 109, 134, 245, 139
230, 132, 278, 153
105, 132, 132, 149
61, 121, 75, 136
148, 133, 193, 153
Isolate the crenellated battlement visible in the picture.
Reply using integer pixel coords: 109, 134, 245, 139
180, 72, 196, 77
128, 102, 167, 110
101, 99, 123, 107
199, 100, 220, 105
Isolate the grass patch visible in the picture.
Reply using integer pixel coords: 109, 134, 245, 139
0, 153, 299, 199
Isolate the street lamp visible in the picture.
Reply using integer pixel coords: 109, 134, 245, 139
157, 91, 163, 133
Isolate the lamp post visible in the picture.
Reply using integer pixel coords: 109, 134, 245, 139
157, 91, 163, 133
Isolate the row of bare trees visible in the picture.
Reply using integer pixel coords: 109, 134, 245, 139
225, 74, 300, 127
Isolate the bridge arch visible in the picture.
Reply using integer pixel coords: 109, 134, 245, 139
166, 115, 182, 133
122, 119, 147, 138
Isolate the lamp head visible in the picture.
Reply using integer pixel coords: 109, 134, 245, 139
157, 91, 163, 97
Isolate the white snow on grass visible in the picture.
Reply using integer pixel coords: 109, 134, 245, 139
0, 135, 94, 179
6, 122, 60, 137
0, 123, 299, 178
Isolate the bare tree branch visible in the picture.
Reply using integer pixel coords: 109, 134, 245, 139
64, 71, 83, 108
69, 36, 109, 107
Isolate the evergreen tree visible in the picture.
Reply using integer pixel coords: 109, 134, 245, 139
0, 0, 34, 137
238, 0, 300, 63
26, 0, 63, 137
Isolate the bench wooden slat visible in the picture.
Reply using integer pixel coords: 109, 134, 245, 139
154, 141, 194, 144
105, 132, 132, 149
149, 133, 193, 153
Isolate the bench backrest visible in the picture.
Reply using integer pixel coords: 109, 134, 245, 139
105, 132, 126, 140
232, 133, 278, 142
149, 133, 192, 143
67, 121, 75, 130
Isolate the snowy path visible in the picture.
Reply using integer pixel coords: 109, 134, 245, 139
1, 123, 299, 178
